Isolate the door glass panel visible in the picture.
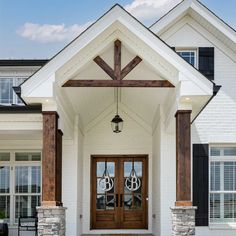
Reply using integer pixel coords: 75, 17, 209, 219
134, 194, 142, 209
124, 195, 132, 210
97, 178, 105, 194
124, 161, 142, 192
124, 162, 132, 177
96, 195, 105, 210
134, 162, 142, 177
107, 162, 115, 177
106, 195, 115, 210
97, 162, 105, 177
134, 178, 142, 193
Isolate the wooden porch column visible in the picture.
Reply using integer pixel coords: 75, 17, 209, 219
42, 111, 63, 206
175, 110, 192, 206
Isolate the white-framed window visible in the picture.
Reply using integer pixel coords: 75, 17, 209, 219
0, 151, 41, 225
209, 146, 236, 224
176, 49, 198, 68
0, 77, 26, 105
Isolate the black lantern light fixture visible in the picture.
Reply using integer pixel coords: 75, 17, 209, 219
111, 88, 123, 133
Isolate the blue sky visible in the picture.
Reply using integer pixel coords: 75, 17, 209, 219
0, 0, 235, 59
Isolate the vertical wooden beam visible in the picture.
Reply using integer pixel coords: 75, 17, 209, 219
114, 40, 121, 80
175, 110, 192, 206
42, 111, 63, 206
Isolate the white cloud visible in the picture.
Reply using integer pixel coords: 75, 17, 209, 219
17, 0, 181, 44
17, 22, 92, 43
125, 0, 182, 21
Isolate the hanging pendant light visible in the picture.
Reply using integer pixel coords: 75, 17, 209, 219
111, 88, 123, 133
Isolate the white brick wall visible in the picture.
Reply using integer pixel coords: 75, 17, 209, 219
160, 15, 236, 236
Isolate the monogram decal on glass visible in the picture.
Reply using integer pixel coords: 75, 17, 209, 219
99, 164, 114, 192
125, 169, 141, 191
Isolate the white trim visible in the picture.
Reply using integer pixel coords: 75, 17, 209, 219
209, 145, 236, 227
176, 48, 198, 68
150, 0, 236, 45
0, 150, 42, 226
21, 4, 213, 102
0, 76, 26, 105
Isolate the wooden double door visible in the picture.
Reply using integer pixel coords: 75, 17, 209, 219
91, 155, 148, 229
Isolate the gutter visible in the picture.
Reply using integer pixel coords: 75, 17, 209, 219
191, 84, 221, 124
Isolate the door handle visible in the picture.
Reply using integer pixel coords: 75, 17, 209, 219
120, 194, 123, 207
115, 194, 119, 207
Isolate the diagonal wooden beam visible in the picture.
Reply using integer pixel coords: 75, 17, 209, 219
121, 56, 142, 79
63, 79, 175, 88
94, 56, 116, 80
114, 40, 121, 80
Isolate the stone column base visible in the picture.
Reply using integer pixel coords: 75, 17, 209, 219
37, 206, 67, 236
171, 206, 197, 236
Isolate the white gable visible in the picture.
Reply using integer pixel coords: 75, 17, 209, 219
150, 0, 236, 52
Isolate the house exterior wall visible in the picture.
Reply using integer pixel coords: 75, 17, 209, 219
82, 110, 153, 234
159, 15, 236, 236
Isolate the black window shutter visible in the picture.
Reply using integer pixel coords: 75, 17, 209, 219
198, 47, 214, 80
193, 144, 209, 226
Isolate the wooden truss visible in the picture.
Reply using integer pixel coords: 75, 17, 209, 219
63, 40, 174, 88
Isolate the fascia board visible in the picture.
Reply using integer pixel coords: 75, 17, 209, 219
191, 2, 236, 43
22, 4, 213, 101
150, 0, 191, 34
150, 0, 236, 44
21, 6, 125, 98
112, 12, 213, 95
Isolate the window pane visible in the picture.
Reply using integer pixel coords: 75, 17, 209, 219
224, 194, 235, 220
15, 152, 41, 161
0, 166, 10, 193
210, 193, 220, 222
210, 162, 220, 191
224, 162, 236, 191
0, 153, 10, 162
0, 196, 10, 220
211, 147, 221, 156
177, 51, 196, 67
0, 78, 13, 104
15, 166, 41, 193
15, 195, 40, 220
223, 147, 236, 156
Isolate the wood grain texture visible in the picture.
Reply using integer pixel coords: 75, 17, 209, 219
114, 40, 121, 80
94, 56, 116, 80
42, 112, 63, 206
175, 110, 192, 204
91, 155, 148, 229
121, 56, 142, 79
63, 79, 174, 87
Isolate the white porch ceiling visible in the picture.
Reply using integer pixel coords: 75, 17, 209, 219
62, 42, 172, 128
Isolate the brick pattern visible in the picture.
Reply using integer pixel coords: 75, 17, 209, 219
171, 206, 197, 236
37, 206, 66, 236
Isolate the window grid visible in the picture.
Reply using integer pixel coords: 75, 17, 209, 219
0, 77, 26, 105
209, 147, 236, 224
0, 151, 41, 225
176, 49, 197, 68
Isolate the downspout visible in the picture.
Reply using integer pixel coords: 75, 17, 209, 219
191, 84, 221, 124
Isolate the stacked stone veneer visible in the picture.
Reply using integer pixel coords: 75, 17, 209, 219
37, 206, 66, 236
171, 206, 197, 236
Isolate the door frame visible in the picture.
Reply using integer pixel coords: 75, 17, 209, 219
90, 154, 148, 230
